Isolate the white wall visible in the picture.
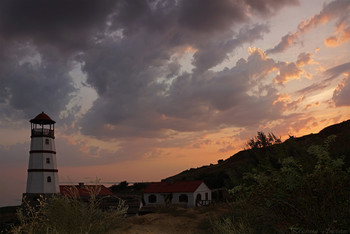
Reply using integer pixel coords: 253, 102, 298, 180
26, 135, 60, 194
143, 182, 212, 207
143, 193, 165, 205
193, 183, 211, 206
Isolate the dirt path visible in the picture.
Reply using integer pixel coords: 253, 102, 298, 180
112, 205, 229, 234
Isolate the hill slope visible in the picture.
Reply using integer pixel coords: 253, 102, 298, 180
165, 120, 350, 189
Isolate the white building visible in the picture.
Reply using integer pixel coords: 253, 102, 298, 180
143, 181, 211, 207
24, 112, 60, 201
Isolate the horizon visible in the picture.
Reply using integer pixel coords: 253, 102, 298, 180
1, 0, 350, 207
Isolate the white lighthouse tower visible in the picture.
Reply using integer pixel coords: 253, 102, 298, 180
24, 112, 60, 200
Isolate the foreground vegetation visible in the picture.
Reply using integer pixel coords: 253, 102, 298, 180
212, 136, 350, 233
11, 188, 127, 234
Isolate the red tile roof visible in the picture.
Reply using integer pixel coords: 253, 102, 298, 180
60, 185, 113, 197
30, 112, 56, 124
143, 181, 205, 193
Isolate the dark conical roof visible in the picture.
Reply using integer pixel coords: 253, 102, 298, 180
30, 112, 56, 124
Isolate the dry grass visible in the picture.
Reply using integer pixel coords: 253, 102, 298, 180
112, 203, 230, 234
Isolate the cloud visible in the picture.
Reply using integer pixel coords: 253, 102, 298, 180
0, 0, 304, 129
296, 52, 313, 67
295, 62, 350, 97
80, 47, 286, 139
325, 14, 350, 47
178, 0, 248, 33
0, 0, 116, 52
325, 62, 350, 80
274, 62, 303, 84
333, 75, 350, 106
245, 0, 299, 16
0, 45, 76, 120
267, 0, 350, 54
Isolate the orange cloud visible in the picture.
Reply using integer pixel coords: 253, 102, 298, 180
273, 93, 304, 111
274, 62, 303, 84
325, 36, 339, 47
296, 52, 313, 67
304, 101, 320, 110
184, 46, 198, 53
267, 0, 350, 54
273, 93, 290, 105
325, 22, 350, 47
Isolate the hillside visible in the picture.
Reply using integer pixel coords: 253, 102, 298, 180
165, 119, 350, 189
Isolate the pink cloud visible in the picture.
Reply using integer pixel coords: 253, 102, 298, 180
267, 0, 350, 54
274, 62, 303, 84
325, 21, 350, 47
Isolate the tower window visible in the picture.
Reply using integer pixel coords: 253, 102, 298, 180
47, 176, 51, 183
45, 139, 50, 145
46, 158, 50, 164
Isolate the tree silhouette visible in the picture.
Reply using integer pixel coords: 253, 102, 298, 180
246, 131, 281, 149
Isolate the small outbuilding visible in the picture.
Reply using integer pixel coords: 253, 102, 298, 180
143, 180, 211, 207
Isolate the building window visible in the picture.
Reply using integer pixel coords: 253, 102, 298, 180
46, 158, 50, 164
45, 139, 50, 145
148, 194, 157, 203
47, 176, 51, 183
179, 194, 188, 203
205, 193, 208, 200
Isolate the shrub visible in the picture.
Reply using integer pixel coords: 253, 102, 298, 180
213, 136, 350, 233
12, 189, 127, 234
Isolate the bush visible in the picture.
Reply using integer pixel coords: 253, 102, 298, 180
212, 136, 350, 233
12, 189, 127, 234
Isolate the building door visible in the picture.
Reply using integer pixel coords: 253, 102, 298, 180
196, 194, 202, 207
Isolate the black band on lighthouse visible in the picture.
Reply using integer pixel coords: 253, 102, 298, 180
28, 169, 58, 172
29, 150, 56, 154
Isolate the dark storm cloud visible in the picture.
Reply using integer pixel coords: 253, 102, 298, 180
192, 24, 269, 73
0, 0, 302, 137
245, 0, 299, 16
178, 0, 247, 32
78, 0, 301, 139
80, 47, 283, 139
0, 0, 116, 51
0, 0, 118, 121
0, 45, 75, 120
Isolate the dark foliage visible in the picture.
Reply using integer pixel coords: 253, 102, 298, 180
220, 135, 350, 232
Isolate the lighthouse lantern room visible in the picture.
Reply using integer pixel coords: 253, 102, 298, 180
25, 112, 60, 197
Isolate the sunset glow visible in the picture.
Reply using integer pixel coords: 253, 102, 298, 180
0, 0, 350, 207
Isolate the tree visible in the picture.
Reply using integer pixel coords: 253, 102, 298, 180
246, 131, 281, 149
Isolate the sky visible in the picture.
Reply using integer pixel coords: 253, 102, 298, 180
0, 0, 350, 207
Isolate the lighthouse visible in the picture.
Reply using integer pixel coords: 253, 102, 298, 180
24, 112, 60, 201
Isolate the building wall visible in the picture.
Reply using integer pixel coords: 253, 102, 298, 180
143, 183, 212, 207
26, 172, 60, 193
26, 135, 59, 194
143, 193, 165, 205
193, 182, 212, 206
172, 192, 193, 206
